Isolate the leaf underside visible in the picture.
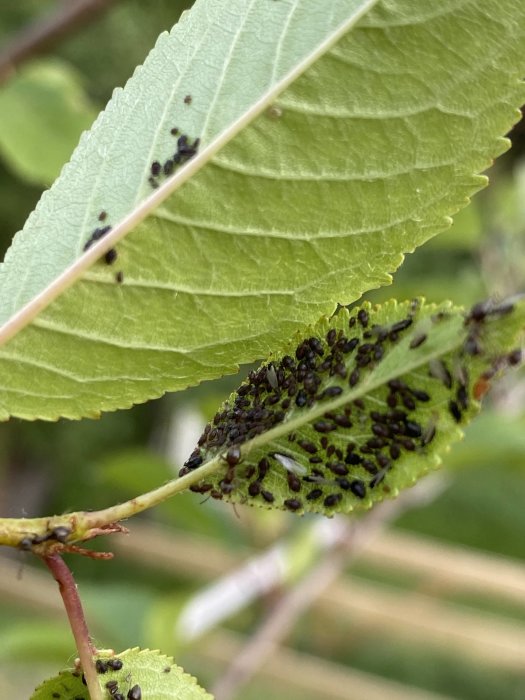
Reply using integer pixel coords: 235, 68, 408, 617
181, 298, 524, 516
0, 0, 524, 420
30, 647, 212, 700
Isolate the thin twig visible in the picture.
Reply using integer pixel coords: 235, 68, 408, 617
0, 0, 119, 85
42, 553, 102, 700
211, 477, 445, 700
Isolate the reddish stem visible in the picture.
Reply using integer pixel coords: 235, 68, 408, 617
42, 553, 102, 700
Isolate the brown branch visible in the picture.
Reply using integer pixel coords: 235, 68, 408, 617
42, 553, 103, 700
0, 0, 120, 85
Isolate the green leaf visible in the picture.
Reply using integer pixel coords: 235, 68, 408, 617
0, 60, 98, 186
182, 297, 525, 515
31, 648, 212, 699
0, 0, 524, 420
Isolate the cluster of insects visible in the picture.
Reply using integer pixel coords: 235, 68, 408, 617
148, 128, 200, 190
180, 303, 454, 511
463, 298, 522, 401
82, 99, 199, 282
180, 298, 521, 514
19, 525, 71, 551
83, 210, 123, 284
92, 657, 141, 699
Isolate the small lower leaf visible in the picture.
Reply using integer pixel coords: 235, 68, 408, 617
31, 647, 212, 699
181, 297, 524, 516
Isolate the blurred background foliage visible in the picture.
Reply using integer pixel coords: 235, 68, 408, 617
0, 2, 525, 699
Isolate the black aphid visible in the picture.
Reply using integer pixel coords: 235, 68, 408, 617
313, 420, 336, 433
372, 423, 389, 438
184, 94, 192, 104
182, 452, 203, 472
389, 443, 401, 459
357, 309, 369, 328
98, 211, 107, 221
307, 488, 323, 500
387, 393, 397, 408
342, 338, 359, 353
224, 445, 241, 467
321, 386, 343, 399
357, 343, 375, 355
402, 394, 416, 410
373, 345, 384, 361
356, 354, 371, 368
404, 421, 422, 438
362, 459, 378, 474
409, 333, 427, 349
508, 349, 522, 365
295, 390, 307, 407
390, 318, 412, 333
190, 483, 212, 494
350, 480, 366, 499
83, 225, 111, 251
448, 400, 462, 423
170, 127, 179, 135
115, 271, 124, 283
163, 159, 174, 176
298, 439, 317, 454
391, 380, 410, 394
127, 685, 142, 700
400, 437, 416, 451
105, 681, 118, 692
177, 134, 189, 151
376, 454, 390, 469
95, 660, 108, 674
51, 526, 71, 543
349, 369, 360, 387
334, 477, 350, 490
284, 498, 302, 511
105, 249, 117, 265
258, 458, 270, 480
287, 472, 301, 492
456, 385, 468, 410
334, 414, 352, 428
410, 388, 430, 402
326, 328, 337, 346
324, 493, 342, 508
107, 658, 123, 671
248, 481, 261, 497
327, 461, 348, 476
148, 176, 159, 189
261, 489, 275, 502
150, 161, 161, 176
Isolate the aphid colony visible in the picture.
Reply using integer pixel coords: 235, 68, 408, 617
148, 129, 200, 190
90, 656, 141, 699
19, 525, 71, 550
175, 304, 446, 511
180, 298, 522, 515
83, 210, 123, 284
81, 122, 200, 282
